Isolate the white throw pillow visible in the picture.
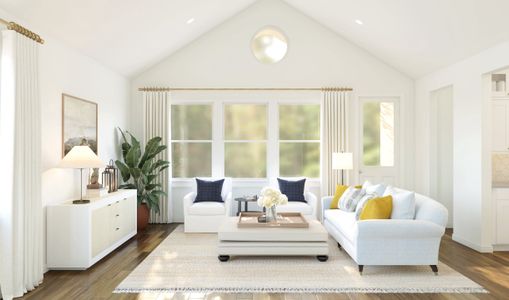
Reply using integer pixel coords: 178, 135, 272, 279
383, 186, 416, 219
362, 180, 387, 196
339, 186, 364, 212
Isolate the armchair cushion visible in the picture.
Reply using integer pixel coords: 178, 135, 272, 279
194, 178, 224, 203
277, 178, 306, 202
188, 202, 226, 215
277, 201, 313, 215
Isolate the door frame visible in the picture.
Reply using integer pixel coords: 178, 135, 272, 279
355, 96, 401, 185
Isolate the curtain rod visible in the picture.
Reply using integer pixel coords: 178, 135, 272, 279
0, 18, 44, 44
138, 87, 353, 92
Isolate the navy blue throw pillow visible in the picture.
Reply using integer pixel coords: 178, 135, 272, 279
194, 178, 225, 203
277, 178, 306, 202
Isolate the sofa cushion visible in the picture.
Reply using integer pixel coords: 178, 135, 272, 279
330, 185, 348, 209
383, 186, 416, 219
277, 178, 306, 202
362, 180, 387, 196
358, 195, 393, 220
324, 209, 357, 243
188, 202, 225, 215
277, 202, 313, 215
195, 178, 224, 202
338, 186, 364, 212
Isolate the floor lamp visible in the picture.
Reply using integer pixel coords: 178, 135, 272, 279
332, 152, 353, 185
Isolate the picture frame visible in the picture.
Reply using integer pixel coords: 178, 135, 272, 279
62, 93, 98, 157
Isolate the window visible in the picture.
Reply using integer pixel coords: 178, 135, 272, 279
279, 104, 320, 177
171, 104, 212, 177
362, 101, 394, 166
224, 104, 267, 178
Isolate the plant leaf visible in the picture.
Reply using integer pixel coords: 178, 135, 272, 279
115, 160, 131, 182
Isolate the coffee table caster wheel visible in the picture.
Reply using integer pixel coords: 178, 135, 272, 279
218, 255, 230, 262
317, 255, 328, 262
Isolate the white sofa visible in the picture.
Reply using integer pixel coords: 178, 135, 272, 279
271, 177, 318, 219
321, 190, 448, 274
183, 178, 232, 233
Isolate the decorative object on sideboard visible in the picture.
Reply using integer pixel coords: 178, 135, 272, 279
115, 128, 169, 230
102, 159, 119, 193
87, 168, 102, 189
257, 187, 288, 222
62, 93, 98, 157
59, 145, 105, 204
332, 152, 353, 185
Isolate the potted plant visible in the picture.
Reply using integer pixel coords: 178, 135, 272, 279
115, 128, 169, 231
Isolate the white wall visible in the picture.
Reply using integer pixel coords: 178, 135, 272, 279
130, 0, 415, 221
429, 86, 453, 228
415, 40, 509, 252
0, 8, 130, 267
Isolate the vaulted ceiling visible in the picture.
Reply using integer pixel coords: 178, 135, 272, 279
1, 0, 509, 78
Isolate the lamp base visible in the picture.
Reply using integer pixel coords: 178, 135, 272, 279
72, 199, 91, 204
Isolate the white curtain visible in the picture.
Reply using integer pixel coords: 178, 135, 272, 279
142, 91, 172, 223
0, 30, 43, 299
321, 89, 350, 196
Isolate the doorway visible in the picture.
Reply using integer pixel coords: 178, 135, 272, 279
359, 97, 399, 185
430, 86, 454, 228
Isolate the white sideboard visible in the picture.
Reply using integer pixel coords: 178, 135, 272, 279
47, 189, 137, 269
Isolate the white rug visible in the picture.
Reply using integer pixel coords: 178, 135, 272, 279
115, 226, 486, 294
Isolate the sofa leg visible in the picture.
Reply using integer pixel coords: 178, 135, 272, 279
430, 265, 438, 275
358, 265, 364, 275
337, 242, 342, 249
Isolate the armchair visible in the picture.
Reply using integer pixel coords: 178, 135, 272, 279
183, 177, 232, 233
270, 177, 318, 219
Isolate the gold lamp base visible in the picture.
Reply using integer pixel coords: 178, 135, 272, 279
72, 199, 90, 204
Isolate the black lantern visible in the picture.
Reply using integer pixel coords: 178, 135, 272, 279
103, 159, 119, 193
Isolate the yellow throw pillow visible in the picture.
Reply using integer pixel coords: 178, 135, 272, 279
330, 185, 348, 209
359, 195, 393, 220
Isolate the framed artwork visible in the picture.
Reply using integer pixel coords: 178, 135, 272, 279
62, 93, 98, 157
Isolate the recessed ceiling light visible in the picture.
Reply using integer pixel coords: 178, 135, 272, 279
186, 18, 195, 24
355, 19, 363, 25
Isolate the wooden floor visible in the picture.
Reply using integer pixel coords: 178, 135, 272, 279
20, 226, 509, 300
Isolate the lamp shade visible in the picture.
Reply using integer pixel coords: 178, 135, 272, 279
59, 146, 105, 168
332, 152, 353, 170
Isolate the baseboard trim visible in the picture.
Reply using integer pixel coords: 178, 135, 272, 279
493, 244, 509, 251
452, 234, 493, 253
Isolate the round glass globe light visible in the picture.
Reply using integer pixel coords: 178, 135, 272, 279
251, 27, 288, 64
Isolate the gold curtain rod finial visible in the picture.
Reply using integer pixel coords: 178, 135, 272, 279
0, 19, 44, 44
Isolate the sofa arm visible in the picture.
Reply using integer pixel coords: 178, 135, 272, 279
356, 219, 445, 240
304, 191, 318, 219
224, 192, 233, 216
321, 196, 334, 223
183, 192, 197, 216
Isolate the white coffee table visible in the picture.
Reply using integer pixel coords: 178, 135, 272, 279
217, 217, 329, 262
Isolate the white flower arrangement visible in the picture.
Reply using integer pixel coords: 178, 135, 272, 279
257, 187, 288, 209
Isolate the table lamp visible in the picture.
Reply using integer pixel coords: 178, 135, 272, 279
332, 152, 353, 185
59, 145, 105, 204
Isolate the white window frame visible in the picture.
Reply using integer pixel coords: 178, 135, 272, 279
277, 102, 321, 179
170, 95, 321, 185
170, 102, 214, 179
223, 102, 269, 179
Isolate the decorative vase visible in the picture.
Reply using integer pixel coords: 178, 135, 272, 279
266, 205, 278, 222
137, 203, 149, 231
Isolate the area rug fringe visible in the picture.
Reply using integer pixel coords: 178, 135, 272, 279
114, 286, 488, 294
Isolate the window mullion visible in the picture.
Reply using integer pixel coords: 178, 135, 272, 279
268, 101, 278, 179
213, 100, 224, 177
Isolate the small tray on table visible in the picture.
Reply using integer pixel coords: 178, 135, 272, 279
237, 212, 309, 228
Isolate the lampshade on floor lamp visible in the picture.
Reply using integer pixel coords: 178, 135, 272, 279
332, 152, 353, 185
59, 146, 105, 204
